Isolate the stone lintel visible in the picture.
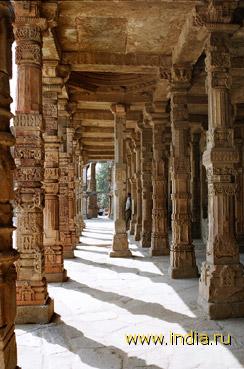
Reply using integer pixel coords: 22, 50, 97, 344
62, 51, 171, 74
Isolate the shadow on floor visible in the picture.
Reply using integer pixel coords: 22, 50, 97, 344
26, 314, 164, 369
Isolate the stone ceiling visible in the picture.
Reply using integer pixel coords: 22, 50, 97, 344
42, 0, 244, 161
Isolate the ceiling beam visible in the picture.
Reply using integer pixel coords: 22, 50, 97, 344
62, 51, 171, 74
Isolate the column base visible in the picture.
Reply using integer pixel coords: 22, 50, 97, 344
150, 236, 169, 256
198, 262, 244, 319
134, 226, 142, 241
169, 243, 199, 279
63, 250, 75, 259
46, 269, 68, 283
109, 233, 132, 258
16, 297, 54, 324
169, 265, 199, 279
198, 295, 244, 319
109, 249, 132, 258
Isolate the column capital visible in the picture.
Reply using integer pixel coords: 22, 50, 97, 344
171, 63, 193, 89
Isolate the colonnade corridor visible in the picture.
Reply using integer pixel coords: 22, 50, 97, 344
15, 218, 244, 369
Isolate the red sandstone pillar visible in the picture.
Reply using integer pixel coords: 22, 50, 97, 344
13, 0, 54, 323
0, 2, 20, 367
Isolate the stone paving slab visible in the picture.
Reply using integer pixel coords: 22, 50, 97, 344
16, 218, 244, 369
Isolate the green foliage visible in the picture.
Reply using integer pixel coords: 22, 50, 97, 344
96, 161, 113, 208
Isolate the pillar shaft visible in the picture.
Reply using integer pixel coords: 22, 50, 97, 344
199, 28, 244, 319
150, 109, 169, 256
129, 142, 137, 236
190, 131, 201, 239
74, 148, 85, 236
87, 162, 98, 218
43, 65, 67, 282
58, 101, 76, 258
140, 124, 153, 248
110, 105, 132, 257
13, 1, 54, 323
0, 2, 20, 367
235, 129, 244, 244
169, 65, 198, 278
134, 138, 142, 241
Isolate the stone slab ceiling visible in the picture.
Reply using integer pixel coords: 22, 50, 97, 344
43, 0, 202, 161
56, 0, 197, 54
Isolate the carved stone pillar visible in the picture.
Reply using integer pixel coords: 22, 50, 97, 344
110, 104, 132, 257
125, 142, 133, 232
74, 146, 85, 237
134, 136, 142, 241
59, 152, 74, 258
140, 123, 153, 248
58, 99, 76, 258
126, 147, 132, 195
129, 141, 137, 236
169, 65, 198, 278
67, 127, 78, 247
42, 64, 67, 283
150, 106, 169, 256
235, 129, 244, 245
87, 162, 98, 219
199, 26, 244, 319
190, 131, 201, 239
200, 132, 208, 243
13, 1, 54, 323
0, 2, 20, 368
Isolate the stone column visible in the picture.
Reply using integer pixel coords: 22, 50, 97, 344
129, 141, 137, 236
199, 27, 244, 319
150, 106, 169, 256
190, 131, 201, 239
200, 132, 208, 243
67, 127, 78, 247
13, 0, 54, 323
235, 129, 244, 245
58, 99, 76, 258
42, 63, 67, 283
110, 104, 132, 257
140, 122, 153, 248
0, 2, 20, 368
59, 152, 74, 258
134, 136, 142, 241
87, 162, 98, 218
169, 65, 198, 279
126, 147, 132, 196
74, 146, 85, 236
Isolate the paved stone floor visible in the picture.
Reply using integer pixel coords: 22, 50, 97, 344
16, 218, 244, 369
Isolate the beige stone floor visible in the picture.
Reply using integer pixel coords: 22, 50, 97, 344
16, 218, 244, 369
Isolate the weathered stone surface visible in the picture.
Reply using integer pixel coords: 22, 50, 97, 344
0, 2, 20, 368
150, 105, 170, 256
110, 105, 132, 258
13, 0, 54, 324
199, 21, 244, 319
169, 64, 198, 279
139, 122, 153, 248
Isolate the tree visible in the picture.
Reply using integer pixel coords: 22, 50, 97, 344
96, 161, 113, 208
